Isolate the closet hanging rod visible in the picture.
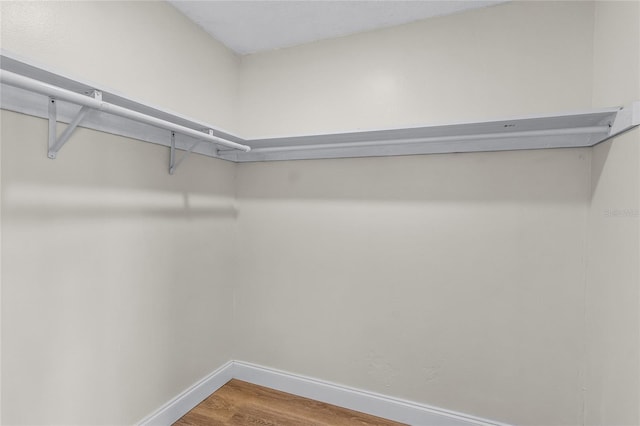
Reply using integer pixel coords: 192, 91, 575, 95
0, 70, 251, 153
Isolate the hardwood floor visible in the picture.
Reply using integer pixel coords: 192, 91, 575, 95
173, 379, 406, 426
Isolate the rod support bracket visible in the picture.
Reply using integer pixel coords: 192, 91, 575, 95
85, 89, 102, 101
47, 97, 58, 159
168, 129, 211, 175
169, 131, 176, 175
47, 105, 90, 159
46, 89, 100, 159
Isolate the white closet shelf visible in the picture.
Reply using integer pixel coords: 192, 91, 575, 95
1, 52, 638, 170
222, 108, 633, 162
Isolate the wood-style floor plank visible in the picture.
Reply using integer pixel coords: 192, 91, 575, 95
173, 379, 406, 426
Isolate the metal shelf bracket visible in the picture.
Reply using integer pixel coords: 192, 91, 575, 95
47, 90, 101, 159
169, 129, 214, 175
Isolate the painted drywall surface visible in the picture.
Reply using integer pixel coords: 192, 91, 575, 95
238, 1, 595, 139
0, 1, 240, 132
1, 111, 238, 425
585, 1, 640, 424
235, 149, 590, 425
234, 1, 596, 424
586, 133, 639, 426
1, 2, 241, 424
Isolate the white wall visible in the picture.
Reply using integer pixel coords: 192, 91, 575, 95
238, 1, 595, 138
585, 2, 640, 425
1, 2, 240, 424
235, 150, 590, 425
1, 112, 238, 425
234, 2, 597, 425
0, 1, 241, 132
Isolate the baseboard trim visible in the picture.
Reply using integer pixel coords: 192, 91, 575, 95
233, 361, 506, 426
139, 360, 508, 426
138, 360, 234, 426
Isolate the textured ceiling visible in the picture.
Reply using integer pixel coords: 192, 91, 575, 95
168, 1, 507, 55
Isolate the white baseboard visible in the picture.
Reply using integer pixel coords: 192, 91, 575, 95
138, 360, 234, 426
233, 361, 507, 426
138, 360, 508, 426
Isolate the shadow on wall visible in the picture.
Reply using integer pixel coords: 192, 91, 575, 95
589, 138, 611, 198
1, 110, 238, 221
588, 131, 640, 198
589, 130, 639, 210
237, 148, 590, 205
3, 183, 238, 220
